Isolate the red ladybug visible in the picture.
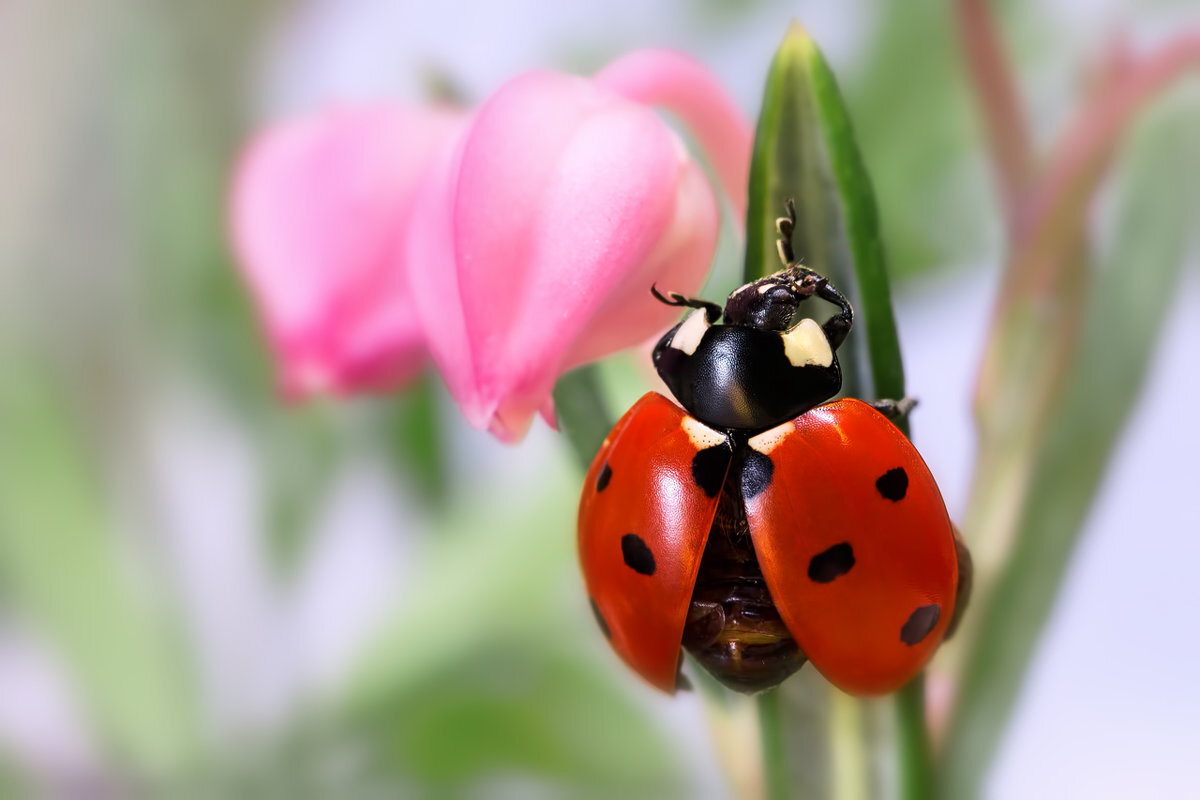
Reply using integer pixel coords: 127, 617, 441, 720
577, 259, 966, 695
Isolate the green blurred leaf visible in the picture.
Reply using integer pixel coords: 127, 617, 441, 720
0, 757, 24, 798
744, 24, 905, 403
357, 643, 680, 792
260, 406, 341, 574
0, 363, 199, 773
341, 453, 685, 792
383, 372, 449, 505
848, 0, 984, 280
940, 92, 1200, 799
345, 460, 579, 707
552, 365, 615, 469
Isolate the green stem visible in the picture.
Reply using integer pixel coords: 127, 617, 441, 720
895, 675, 934, 800
758, 690, 788, 800
552, 365, 615, 469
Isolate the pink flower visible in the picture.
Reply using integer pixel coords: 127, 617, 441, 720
407, 50, 751, 441
231, 105, 466, 398
230, 50, 750, 439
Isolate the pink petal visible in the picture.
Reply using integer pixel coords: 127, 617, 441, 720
230, 105, 465, 398
407, 71, 719, 441
595, 49, 752, 223
562, 155, 718, 368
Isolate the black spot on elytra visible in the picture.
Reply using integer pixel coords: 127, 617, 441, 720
900, 604, 941, 645
596, 462, 612, 492
691, 445, 730, 498
621, 533, 656, 576
876, 467, 908, 501
807, 543, 855, 583
589, 598, 611, 640
741, 449, 774, 499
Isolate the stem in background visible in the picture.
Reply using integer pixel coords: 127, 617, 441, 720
1021, 32, 1200, 263
895, 677, 934, 800
830, 691, 868, 800
552, 365, 615, 469
954, 0, 1035, 227
757, 690, 788, 800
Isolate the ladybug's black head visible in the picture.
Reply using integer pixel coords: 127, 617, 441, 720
651, 266, 854, 434
723, 268, 832, 330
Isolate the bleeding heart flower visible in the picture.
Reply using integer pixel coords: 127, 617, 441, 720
231, 104, 466, 398
229, 50, 749, 438
406, 50, 751, 441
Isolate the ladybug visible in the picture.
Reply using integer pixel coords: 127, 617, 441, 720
577, 212, 968, 696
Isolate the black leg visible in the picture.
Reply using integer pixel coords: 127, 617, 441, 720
945, 526, 973, 640
813, 278, 853, 351
775, 197, 797, 267
780, 266, 855, 351
650, 285, 723, 323
868, 396, 918, 423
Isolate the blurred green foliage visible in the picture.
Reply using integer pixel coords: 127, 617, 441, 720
0, 363, 199, 773
941, 88, 1200, 799
849, 0, 988, 278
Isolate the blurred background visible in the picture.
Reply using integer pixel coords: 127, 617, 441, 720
1, 0, 1197, 796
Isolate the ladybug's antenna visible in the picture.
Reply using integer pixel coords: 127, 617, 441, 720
776, 198, 797, 266
650, 285, 723, 324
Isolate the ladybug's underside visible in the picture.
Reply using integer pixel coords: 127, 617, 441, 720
682, 449, 807, 692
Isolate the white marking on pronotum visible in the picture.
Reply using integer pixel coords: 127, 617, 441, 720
757, 282, 774, 294
781, 318, 833, 368
669, 309, 709, 356
731, 282, 756, 299
748, 420, 793, 455
681, 416, 726, 450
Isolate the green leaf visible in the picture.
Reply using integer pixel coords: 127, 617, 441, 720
383, 372, 449, 504
0, 363, 199, 773
260, 406, 341, 574
745, 24, 926, 800
939, 91, 1200, 800
848, 0, 981, 280
340, 456, 683, 792
345, 459, 580, 707
744, 23, 905, 403
552, 365, 615, 469
355, 644, 681, 792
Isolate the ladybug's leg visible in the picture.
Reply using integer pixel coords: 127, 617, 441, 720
945, 525, 974, 640
813, 278, 853, 351
868, 396, 918, 424
674, 652, 693, 692
650, 285, 723, 324
776, 197, 798, 266
777, 265, 855, 350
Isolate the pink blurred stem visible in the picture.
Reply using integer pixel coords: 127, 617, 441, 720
1018, 32, 1200, 261
955, 0, 1035, 229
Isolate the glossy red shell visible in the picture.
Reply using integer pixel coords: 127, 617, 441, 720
579, 394, 958, 695
744, 399, 958, 694
577, 392, 729, 692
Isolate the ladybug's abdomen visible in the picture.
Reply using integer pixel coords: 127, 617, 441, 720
682, 454, 807, 693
